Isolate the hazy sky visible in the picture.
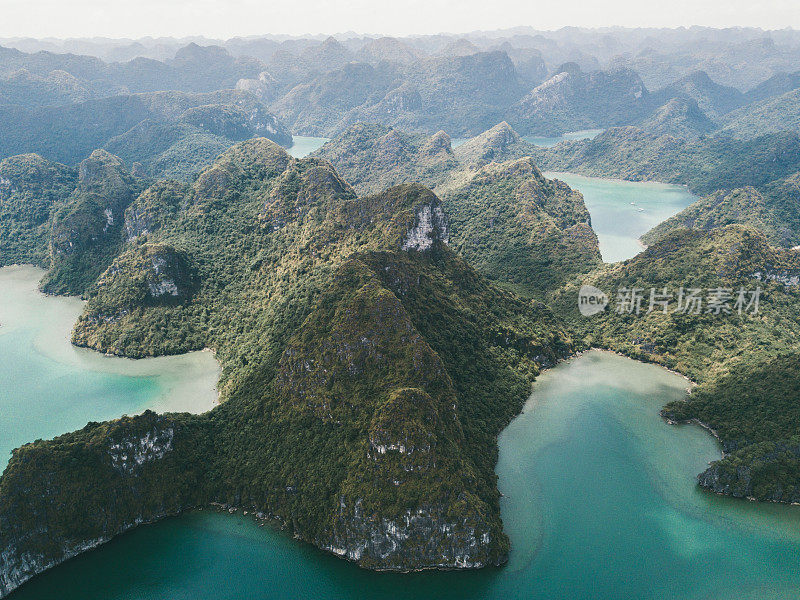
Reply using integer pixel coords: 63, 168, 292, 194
2, 0, 799, 39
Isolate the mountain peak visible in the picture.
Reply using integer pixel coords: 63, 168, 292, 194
419, 130, 453, 156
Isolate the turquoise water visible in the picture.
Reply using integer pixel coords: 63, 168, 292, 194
287, 136, 330, 158
11, 350, 800, 599
544, 172, 698, 263
0, 265, 220, 470
524, 129, 605, 148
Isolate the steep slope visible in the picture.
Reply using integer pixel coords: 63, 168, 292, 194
39, 150, 145, 295
315, 122, 600, 296
642, 174, 800, 248
436, 157, 601, 294
532, 126, 800, 194
651, 70, 745, 119
0, 68, 91, 107
0, 89, 291, 166
743, 70, 800, 104
0, 42, 269, 99
103, 120, 233, 181
452, 121, 534, 167
0, 154, 77, 267
273, 52, 526, 137
0, 140, 573, 596
505, 63, 650, 136
639, 97, 716, 140
719, 87, 800, 139
312, 123, 458, 194
299, 36, 356, 71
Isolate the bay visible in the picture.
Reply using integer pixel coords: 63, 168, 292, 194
544, 172, 698, 262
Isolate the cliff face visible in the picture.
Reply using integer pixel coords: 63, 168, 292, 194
0, 412, 210, 598
697, 442, 800, 503
40, 149, 144, 296
0, 139, 573, 594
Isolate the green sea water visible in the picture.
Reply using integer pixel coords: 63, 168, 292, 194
9, 347, 800, 600
524, 129, 605, 147
0, 265, 220, 470
287, 136, 330, 158
544, 172, 698, 262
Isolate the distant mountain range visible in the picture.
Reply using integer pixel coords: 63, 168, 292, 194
4, 30, 800, 147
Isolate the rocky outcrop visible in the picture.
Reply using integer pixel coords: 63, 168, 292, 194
698, 441, 800, 503
322, 497, 497, 570
0, 412, 207, 598
402, 201, 449, 251
40, 149, 142, 295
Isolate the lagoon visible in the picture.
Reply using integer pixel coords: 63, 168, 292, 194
287, 135, 330, 158
524, 129, 605, 147
0, 265, 220, 470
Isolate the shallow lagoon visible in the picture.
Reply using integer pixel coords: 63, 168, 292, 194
523, 128, 605, 147
0, 265, 220, 470
287, 135, 330, 158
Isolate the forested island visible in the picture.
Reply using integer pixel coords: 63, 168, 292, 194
3, 25, 800, 597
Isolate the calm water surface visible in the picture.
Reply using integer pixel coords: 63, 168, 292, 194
0, 265, 219, 470
524, 129, 605, 147
544, 172, 698, 262
287, 136, 330, 158
10, 349, 800, 600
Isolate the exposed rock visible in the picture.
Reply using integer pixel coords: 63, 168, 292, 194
402, 201, 449, 252
322, 496, 498, 570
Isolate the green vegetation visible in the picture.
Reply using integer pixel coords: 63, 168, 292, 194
311, 123, 459, 194
554, 225, 800, 380
104, 120, 234, 182
0, 139, 574, 586
663, 357, 800, 503
0, 90, 291, 170
0, 154, 77, 267
642, 176, 800, 248
638, 97, 715, 141
550, 225, 800, 503
315, 122, 600, 296
39, 149, 145, 296
437, 157, 601, 295
272, 51, 526, 137
533, 126, 800, 195
719, 88, 800, 139
505, 64, 651, 136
